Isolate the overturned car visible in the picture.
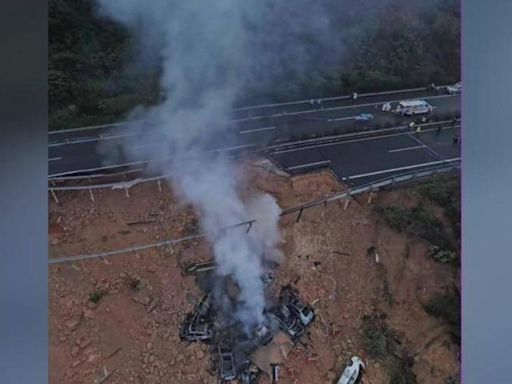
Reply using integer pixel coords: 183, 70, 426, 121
179, 294, 215, 342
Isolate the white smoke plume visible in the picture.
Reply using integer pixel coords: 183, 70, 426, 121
96, 0, 337, 327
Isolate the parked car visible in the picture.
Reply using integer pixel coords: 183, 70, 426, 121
337, 356, 365, 384
446, 82, 462, 94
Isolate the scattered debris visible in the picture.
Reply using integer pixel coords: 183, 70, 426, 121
179, 294, 214, 343
184, 260, 216, 275
126, 218, 157, 226
270, 363, 280, 383
179, 281, 315, 382
355, 113, 374, 121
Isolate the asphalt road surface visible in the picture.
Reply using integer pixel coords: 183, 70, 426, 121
49, 90, 460, 177
269, 124, 461, 188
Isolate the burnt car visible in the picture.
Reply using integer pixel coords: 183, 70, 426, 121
254, 324, 273, 346
179, 294, 215, 342
217, 344, 237, 381
287, 295, 315, 326
280, 287, 315, 326
239, 361, 261, 384
269, 304, 306, 340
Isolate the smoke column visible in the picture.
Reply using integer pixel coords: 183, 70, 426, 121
97, 0, 337, 327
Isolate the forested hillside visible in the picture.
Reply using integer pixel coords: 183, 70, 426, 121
49, 0, 460, 130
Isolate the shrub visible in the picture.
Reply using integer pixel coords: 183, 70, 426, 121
377, 205, 455, 252
424, 293, 461, 344
419, 177, 461, 241
360, 313, 417, 384
89, 289, 103, 304
360, 314, 398, 359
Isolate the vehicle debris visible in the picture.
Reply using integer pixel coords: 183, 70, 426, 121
183, 260, 216, 275
179, 294, 214, 342
179, 279, 315, 382
337, 356, 365, 384
270, 363, 280, 383
217, 343, 237, 381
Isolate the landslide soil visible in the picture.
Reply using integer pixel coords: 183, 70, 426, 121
49, 159, 460, 384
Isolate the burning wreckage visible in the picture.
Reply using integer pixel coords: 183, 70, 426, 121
179, 264, 315, 383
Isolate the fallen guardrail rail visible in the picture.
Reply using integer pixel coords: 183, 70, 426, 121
49, 160, 459, 264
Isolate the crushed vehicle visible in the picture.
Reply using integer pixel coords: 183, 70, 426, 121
270, 363, 280, 383
280, 286, 315, 327
337, 356, 365, 384
179, 294, 215, 342
286, 296, 315, 327
254, 324, 273, 346
217, 343, 237, 382
239, 361, 261, 384
269, 286, 315, 341
269, 303, 306, 340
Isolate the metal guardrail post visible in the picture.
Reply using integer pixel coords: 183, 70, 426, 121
368, 188, 374, 204
296, 208, 304, 223
50, 190, 59, 204
89, 189, 95, 202
157, 180, 162, 192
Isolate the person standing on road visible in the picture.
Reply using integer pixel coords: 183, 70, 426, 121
452, 134, 460, 145
436, 125, 442, 135
415, 125, 422, 135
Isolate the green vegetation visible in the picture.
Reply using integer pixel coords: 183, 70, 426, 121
361, 313, 398, 359
128, 276, 141, 292
376, 175, 461, 264
376, 264, 395, 305
49, 0, 160, 129
89, 289, 104, 304
49, 0, 460, 129
418, 176, 461, 244
360, 313, 417, 384
424, 293, 461, 344
336, 0, 460, 94
377, 204, 455, 253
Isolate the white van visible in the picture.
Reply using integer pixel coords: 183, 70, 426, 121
395, 99, 433, 116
